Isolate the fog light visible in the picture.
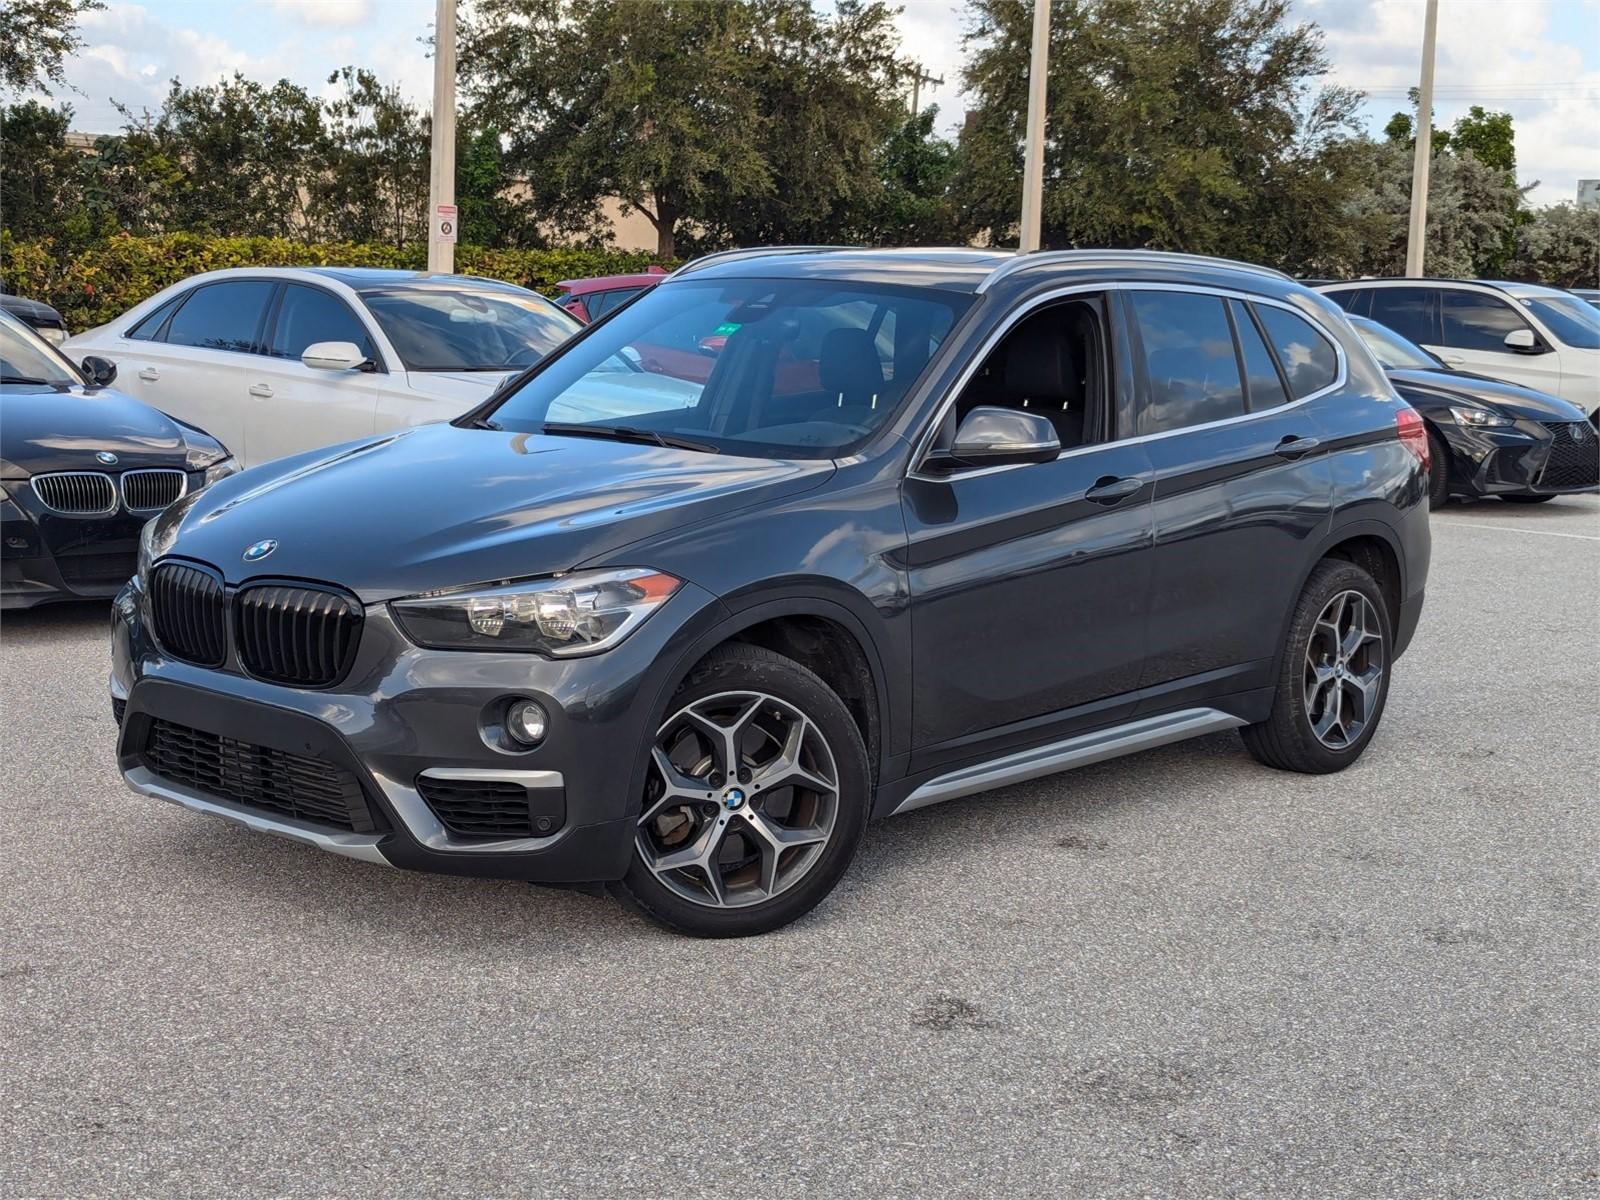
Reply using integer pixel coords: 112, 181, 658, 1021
506, 698, 549, 746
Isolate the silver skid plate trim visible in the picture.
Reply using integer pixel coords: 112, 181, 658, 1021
893, 707, 1246, 815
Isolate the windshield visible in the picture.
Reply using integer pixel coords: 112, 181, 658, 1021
1353, 317, 1441, 371
478, 278, 970, 458
360, 284, 579, 371
0, 312, 80, 387
1522, 296, 1600, 349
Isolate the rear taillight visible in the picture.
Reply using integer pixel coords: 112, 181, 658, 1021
1396, 405, 1429, 473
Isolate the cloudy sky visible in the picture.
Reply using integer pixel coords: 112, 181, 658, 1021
33, 0, 1600, 206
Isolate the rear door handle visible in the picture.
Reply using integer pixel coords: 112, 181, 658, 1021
137, 367, 159, 382
248, 383, 274, 398
1085, 476, 1144, 505
1274, 435, 1322, 460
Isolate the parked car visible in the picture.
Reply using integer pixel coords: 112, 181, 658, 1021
1348, 315, 1598, 508
112, 247, 1430, 937
1320, 278, 1600, 421
555, 266, 668, 323
63, 268, 581, 468
0, 293, 69, 343
1, 309, 236, 608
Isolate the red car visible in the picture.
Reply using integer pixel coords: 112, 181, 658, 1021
554, 267, 669, 323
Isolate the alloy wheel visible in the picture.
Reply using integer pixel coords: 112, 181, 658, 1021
636, 690, 840, 909
1302, 589, 1385, 750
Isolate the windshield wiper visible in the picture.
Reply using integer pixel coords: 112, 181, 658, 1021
541, 422, 720, 455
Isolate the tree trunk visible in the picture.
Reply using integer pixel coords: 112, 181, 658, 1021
654, 192, 678, 259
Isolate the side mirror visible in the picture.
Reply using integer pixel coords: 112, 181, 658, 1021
925, 406, 1061, 472
80, 355, 117, 387
1503, 328, 1542, 353
302, 341, 372, 372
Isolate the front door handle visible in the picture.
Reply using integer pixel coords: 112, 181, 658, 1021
1274, 435, 1322, 460
137, 367, 159, 382
248, 383, 274, 398
1085, 475, 1144, 505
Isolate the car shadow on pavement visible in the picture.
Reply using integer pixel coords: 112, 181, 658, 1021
2, 599, 113, 638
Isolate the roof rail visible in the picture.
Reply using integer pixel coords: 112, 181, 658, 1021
669, 245, 862, 279
976, 249, 1293, 293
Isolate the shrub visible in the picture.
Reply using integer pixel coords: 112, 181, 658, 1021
0, 233, 672, 330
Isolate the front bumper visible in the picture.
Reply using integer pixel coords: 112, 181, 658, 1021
3, 491, 142, 608
1436, 417, 1600, 497
111, 577, 723, 883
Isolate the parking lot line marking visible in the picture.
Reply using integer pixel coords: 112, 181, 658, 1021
1438, 520, 1600, 543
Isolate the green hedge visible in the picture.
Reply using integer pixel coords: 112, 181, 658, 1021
1, 234, 674, 331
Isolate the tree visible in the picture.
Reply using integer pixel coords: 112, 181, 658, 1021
311, 67, 430, 246
1511, 203, 1600, 288
954, 0, 1364, 267
855, 105, 966, 245
461, 0, 907, 256
0, 0, 104, 97
1450, 105, 1515, 174
0, 102, 81, 240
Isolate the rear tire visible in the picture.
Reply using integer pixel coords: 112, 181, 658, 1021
1498, 493, 1557, 504
1241, 560, 1393, 774
612, 643, 869, 937
1426, 429, 1451, 510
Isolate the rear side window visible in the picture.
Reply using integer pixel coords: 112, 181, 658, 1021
269, 284, 376, 363
1254, 305, 1339, 398
1229, 300, 1288, 410
1129, 291, 1244, 434
127, 294, 184, 341
162, 281, 275, 354
1369, 288, 1438, 346
586, 288, 643, 320
1440, 290, 1532, 351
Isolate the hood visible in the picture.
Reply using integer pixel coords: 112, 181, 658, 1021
406, 369, 519, 405
155, 423, 833, 600
1386, 367, 1589, 422
0, 383, 195, 475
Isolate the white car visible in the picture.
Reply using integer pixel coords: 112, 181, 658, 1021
61, 268, 581, 468
1319, 278, 1600, 420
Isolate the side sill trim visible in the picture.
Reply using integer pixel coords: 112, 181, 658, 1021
892, 707, 1246, 815
123, 765, 391, 865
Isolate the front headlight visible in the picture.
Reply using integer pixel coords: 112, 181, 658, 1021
1449, 406, 1513, 428
200, 457, 240, 488
391, 568, 681, 656
178, 425, 231, 471
137, 518, 159, 585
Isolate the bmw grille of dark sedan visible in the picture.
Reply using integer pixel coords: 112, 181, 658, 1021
111, 248, 1431, 937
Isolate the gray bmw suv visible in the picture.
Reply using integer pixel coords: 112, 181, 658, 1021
112, 248, 1431, 936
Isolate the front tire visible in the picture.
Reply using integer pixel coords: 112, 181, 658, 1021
1241, 560, 1393, 774
1426, 429, 1451, 510
613, 643, 869, 937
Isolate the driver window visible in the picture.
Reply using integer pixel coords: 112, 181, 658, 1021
953, 298, 1106, 450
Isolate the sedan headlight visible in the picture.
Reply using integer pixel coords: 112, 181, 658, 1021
200, 457, 240, 488
1449, 406, 1513, 428
178, 424, 232, 471
137, 518, 159, 585
391, 568, 681, 656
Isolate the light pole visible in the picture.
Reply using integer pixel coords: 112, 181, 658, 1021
428, 0, 458, 274
1018, 0, 1050, 253
1404, 0, 1440, 277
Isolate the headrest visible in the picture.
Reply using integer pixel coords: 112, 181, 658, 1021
1002, 317, 1077, 404
819, 328, 884, 403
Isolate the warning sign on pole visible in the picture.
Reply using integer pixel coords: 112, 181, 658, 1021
434, 204, 458, 244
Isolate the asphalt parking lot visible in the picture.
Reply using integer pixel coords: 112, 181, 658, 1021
2, 495, 1596, 1199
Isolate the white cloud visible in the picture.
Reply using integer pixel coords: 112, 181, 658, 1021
265, 0, 376, 29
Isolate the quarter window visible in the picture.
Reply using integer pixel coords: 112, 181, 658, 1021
1368, 288, 1438, 346
269, 285, 376, 363
1129, 291, 1244, 434
162, 281, 275, 355
1254, 304, 1338, 398
1229, 301, 1288, 410
127, 294, 184, 341
1440, 290, 1533, 351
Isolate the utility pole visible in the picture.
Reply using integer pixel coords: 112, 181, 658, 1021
427, 0, 458, 274
909, 63, 944, 117
1018, 0, 1050, 253
1404, 0, 1440, 277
